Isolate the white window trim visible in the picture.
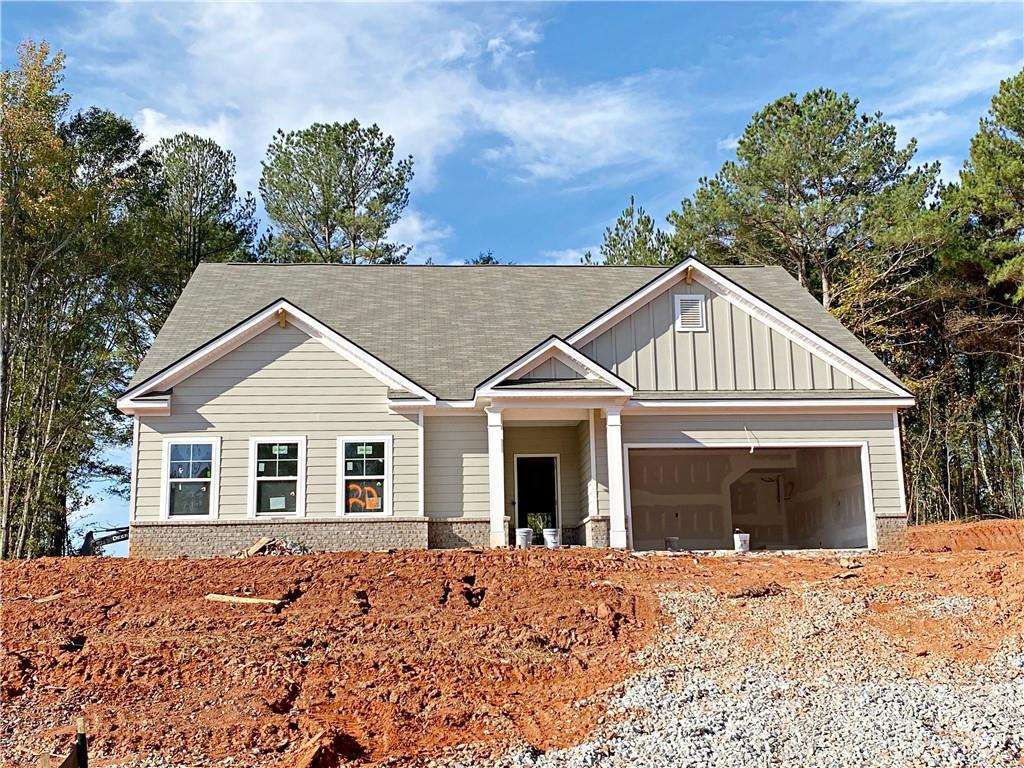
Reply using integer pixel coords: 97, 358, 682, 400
247, 436, 307, 519
160, 436, 221, 521
674, 293, 707, 332
337, 435, 394, 517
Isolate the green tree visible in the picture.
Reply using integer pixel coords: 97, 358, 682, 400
668, 89, 940, 311
949, 70, 1024, 304
465, 250, 510, 264
149, 133, 256, 304
259, 120, 414, 263
1, 41, 164, 557
595, 195, 671, 265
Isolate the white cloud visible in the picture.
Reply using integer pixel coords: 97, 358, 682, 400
136, 108, 234, 151
890, 110, 974, 151
537, 246, 598, 265
716, 134, 740, 152
388, 209, 454, 264
64, 3, 684, 196
887, 58, 1021, 115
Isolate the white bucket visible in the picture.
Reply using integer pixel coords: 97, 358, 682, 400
665, 536, 680, 552
515, 527, 533, 549
542, 528, 561, 549
733, 532, 750, 553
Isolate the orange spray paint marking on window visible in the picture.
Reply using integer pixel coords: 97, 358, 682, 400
347, 483, 381, 512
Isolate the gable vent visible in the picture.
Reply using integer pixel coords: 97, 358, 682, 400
674, 294, 706, 332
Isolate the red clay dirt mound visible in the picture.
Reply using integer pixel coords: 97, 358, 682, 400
2, 547, 1023, 767
909, 518, 1024, 552
0, 550, 659, 767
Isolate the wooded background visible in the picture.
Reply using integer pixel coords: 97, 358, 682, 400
3, 40, 1021, 557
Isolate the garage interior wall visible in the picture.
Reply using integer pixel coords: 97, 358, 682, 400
627, 447, 869, 551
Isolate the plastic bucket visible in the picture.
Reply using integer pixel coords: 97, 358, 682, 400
542, 528, 561, 549
665, 536, 680, 552
515, 527, 533, 549
733, 532, 750, 553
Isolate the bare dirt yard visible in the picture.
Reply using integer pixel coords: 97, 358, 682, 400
2, 522, 1023, 767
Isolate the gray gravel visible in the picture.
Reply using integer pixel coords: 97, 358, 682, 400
435, 591, 1024, 768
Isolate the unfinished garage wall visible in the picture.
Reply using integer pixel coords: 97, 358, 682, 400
626, 443, 873, 551
784, 447, 868, 548
621, 412, 902, 518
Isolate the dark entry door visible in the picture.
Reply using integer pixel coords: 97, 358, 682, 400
516, 456, 558, 540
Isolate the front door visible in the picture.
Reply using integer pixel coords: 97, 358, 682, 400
515, 456, 558, 542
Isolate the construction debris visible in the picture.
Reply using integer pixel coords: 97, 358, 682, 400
234, 537, 312, 557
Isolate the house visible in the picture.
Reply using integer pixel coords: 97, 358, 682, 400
117, 258, 914, 557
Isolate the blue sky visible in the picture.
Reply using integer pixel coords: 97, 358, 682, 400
3, 1, 1021, 553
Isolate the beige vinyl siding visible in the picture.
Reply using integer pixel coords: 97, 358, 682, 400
134, 324, 419, 521
619, 412, 902, 519
580, 278, 867, 393
423, 414, 489, 518
503, 426, 582, 527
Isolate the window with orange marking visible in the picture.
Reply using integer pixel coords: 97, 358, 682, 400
343, 440, 386, 513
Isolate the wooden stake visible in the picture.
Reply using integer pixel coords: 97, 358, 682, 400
684, 265, 694, 285
277, 308, 287, 328
76, 716, 88, 768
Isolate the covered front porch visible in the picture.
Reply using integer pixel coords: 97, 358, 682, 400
485, 403, 627, 548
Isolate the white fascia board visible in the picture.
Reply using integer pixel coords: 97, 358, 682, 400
476, 336, 632, 396
566, 257, 913, 399
118, 299, 435, 413
626, 397, 916, 412
115, 394, 171, 416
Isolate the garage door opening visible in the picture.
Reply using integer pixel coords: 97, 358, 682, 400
627, 446, 870, 551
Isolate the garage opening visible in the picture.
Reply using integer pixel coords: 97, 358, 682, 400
627, 446, 869, 551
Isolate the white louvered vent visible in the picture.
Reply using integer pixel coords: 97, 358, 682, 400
674, 294, 707, 332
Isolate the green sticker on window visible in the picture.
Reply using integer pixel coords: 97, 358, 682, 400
357, 445, 371, 455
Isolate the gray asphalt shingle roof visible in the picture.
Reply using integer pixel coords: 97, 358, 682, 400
129, 263, 904, 400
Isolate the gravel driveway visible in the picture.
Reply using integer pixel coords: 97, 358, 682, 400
438, 589, 1024, 768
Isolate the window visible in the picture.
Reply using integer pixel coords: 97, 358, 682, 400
338, 436, 392, 515
248, 437, 306, 517
162, 438, 219, 519
674, 294, 707, 332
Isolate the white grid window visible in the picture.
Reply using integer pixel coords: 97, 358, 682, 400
248, 437, 306, 517
338, 436, 392, 515
162, 438, 220, 519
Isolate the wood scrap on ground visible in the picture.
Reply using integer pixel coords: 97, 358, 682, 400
204, 593, 285, 608
727, 581, 786, 599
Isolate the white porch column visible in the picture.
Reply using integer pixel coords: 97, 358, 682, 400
486, 406, 506, 547
605, 407, 628, 548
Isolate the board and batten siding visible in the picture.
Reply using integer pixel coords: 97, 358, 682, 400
423, 414, 490, 518
579, 280, 868, 392
619, 412, 903, 519
134, 324, 420, 521
517, 357, 582, 381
